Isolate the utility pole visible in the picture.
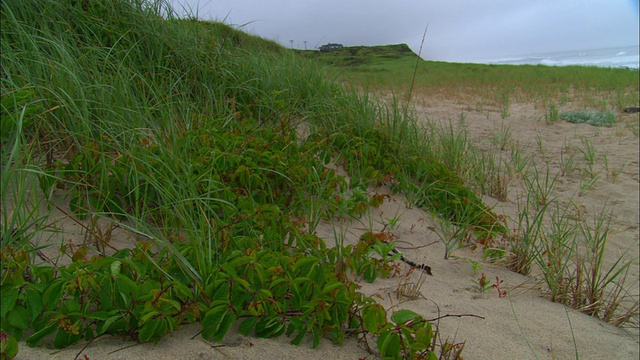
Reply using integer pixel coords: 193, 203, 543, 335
289, 40, 293, 48
304, 41, 307, 50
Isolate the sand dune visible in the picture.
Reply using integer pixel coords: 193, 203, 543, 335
16, 99, 639, 359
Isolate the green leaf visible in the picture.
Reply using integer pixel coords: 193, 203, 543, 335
391, 309, 421, 325
1, 288, 19, 318
97, 314, 123, 335
172, 282, 193, 303
0, 330, 19, 359
8, 305, 30, 330
212, 311, 236, 342
110, 261, 122, 277
330, 325, 344, 345
228, 255, 253, 269
269, 278, 288, 289
311, 328, 320, 349
43, 279, 65, 309
255, 315, 285, 338
362, 262, 378, 282
61, 298, 81, 313
105, 193, 126, 219
201, 304, 229, 340
377, 330, 401, 360
138, 317, 167, 343
238, 317, 257, 336
291, 327, 307, 346
86, 310, 113, 321
413, 325, 433, 348
84, 326, 95, 341
212, 281, 230, 301
234, 277, 250, 290
362, 303, 387, 334
25, 288, 44, 320
292, 257, 318, 273
140, 311, 160, 325
25, 322, 57, 347
320, 281, 344, 295
167, 299, 182, 313
54, 327, 82, 349
31, 266, 55, 284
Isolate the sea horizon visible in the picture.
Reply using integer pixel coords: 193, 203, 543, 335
447, 45, 640, 69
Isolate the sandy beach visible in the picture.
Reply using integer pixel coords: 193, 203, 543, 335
15, 97, 639, 360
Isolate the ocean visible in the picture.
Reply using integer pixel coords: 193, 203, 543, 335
476, 45, 639, 69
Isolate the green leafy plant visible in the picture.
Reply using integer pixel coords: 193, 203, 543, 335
0, 330, 18, 360
472, 273, 492, 293
1, 2, 459, 357
357, 232, 402, 281
362, 305, 438, 360
468, 259, 483, 275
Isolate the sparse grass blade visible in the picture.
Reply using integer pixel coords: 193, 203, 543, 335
434, 217, 469, 260
577, 209, 635, 319
534, 202, 579, 303
508, 196, 548, 275
522, 164, 559, 211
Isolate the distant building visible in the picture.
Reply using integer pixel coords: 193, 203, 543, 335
319, 43, 343, 52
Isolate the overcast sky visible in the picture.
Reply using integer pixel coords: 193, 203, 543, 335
169, 0, 639, 62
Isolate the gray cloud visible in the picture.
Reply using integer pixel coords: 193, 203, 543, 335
170, 0, 639, 61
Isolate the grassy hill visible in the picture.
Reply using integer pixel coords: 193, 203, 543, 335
297, 43, 419, 67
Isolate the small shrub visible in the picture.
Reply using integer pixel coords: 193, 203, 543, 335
560, 110, 616, 127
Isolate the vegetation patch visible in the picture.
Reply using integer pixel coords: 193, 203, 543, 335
560, 109, 617, 127
297, 43, 418, 67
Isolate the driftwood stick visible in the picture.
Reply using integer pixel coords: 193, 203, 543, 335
426, 313, 485, 322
